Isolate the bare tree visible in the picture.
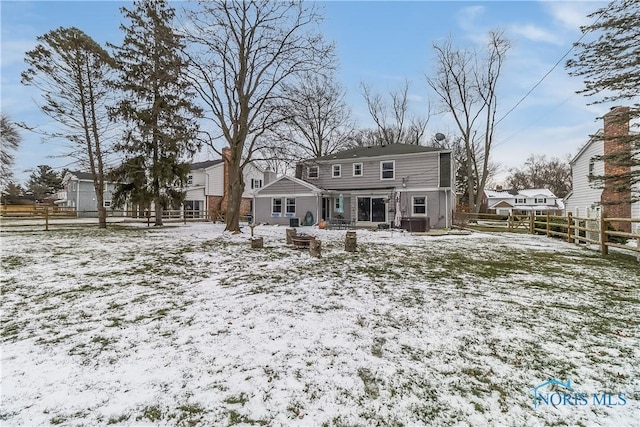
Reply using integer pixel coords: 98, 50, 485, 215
182, 0, 334, 232
0, 114, 22, 187
428, 31, 510, 213
21, 27, 114, 227
506, 154, 572, 198
273, 72, 354, 160
360, 80, 430, 146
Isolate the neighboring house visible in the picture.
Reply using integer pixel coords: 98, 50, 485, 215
56, 171, 120, 217
186, 148, 265, 220
253, 144, 455, 228
482, 188, 565, 216
564, 106, 639, 233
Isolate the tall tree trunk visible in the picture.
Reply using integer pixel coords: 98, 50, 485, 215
225, 160, 244, 233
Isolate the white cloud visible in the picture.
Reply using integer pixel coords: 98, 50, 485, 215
541, 1, 605, 31
456, 5, 486, 31
508, 24, 562, 45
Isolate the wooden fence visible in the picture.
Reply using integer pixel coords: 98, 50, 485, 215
456, 211, 640, 260
0, 206, 253, 231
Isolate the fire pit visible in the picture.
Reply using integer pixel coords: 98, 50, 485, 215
291, 235, 316, 249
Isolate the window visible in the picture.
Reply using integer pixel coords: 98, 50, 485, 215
439, 153, 451, 187
334, 194, 344, 214
497, 208, 510, 216
534, 198, 547, 204
332, 164, 341, 178
353, 163, 363, 177
103, 200, 111, 208
515, 198, 526, 204
412, 196, 426, 215
380, 161, 395, 180
271, 198, 282, 216
187, 175, 193, 185
71, 182, 77, 191
308, 166, 319, 179
251, 179, 262, 189
588, 160, 595, 177
286, 198, 296, 216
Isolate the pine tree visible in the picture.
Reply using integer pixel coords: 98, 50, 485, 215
110, 0, 201, 226
567, 0, 640, 203
21, 27, 113, 227
26, 165, 63, 201
1, 114, 22, 187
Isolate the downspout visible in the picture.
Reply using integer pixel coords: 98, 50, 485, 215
445, 188, 449, 228
76, 179, 80, 217
315, 192, 320, 226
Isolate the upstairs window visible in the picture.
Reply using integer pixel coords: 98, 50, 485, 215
439, 153, 451, 187
534, 198, 547, 204
380, 161, 395, 180
251, 179, 262, 189
353, 163, 363, 177
332, 164, 341, 178
308, 166, 319, 179
515, 198, 526, 204
588, 160, 595, 177
187, 175, 193, 185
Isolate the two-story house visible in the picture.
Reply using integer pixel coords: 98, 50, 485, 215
55, 171, 121, 217
564, 106, 639, 233
482, 188, 564, 216
252, 144, 455, 229
185, 148, 265, 220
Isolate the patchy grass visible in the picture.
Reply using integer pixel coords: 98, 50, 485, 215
1, 224, 638, 426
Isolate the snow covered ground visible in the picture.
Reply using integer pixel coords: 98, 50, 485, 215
1, 223, 638, 426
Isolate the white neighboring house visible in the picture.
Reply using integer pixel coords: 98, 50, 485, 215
56, 171, 121, 217
186, 151, 264, 219
564, 107, 639, 233
563, 131, 605, 220
483, 188, 564, 216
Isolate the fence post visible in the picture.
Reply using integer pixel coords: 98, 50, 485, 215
146, 210, 150, 227
508, 215, 512, 231
600, 215, 608, 255
546, 212, 550, 237
45, 207, 49, 231
183, 208, 187, 225
567, 212, 573, 243
530, 211, 534, 234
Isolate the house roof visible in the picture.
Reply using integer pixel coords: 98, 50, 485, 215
66, 171, 95, 181
519, 189, 557, 198
313, 144, 443, 161
190, 159, 223, 170
255, 175, 323, 194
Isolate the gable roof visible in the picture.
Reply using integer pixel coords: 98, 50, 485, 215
255, 175, 322, 194
313, 144, 443, 161
190, 159, 223, 170
519, 189, 556, 198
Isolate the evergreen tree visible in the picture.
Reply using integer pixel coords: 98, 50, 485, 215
109, 0, 201, 226
1, 114, 22, 187
26, 165, 63, 201
21, 27, 114, 227
567, 0, 639, 203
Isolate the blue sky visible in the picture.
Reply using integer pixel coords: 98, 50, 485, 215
1, 0, 611, 186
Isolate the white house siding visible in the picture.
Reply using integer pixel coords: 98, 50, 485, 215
565, 139, 604, 217
242, 164, 264, 198
206, 164, 224, 196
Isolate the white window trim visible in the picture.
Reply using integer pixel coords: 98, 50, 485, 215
285, 197, 296, 217
308, 166, 319, 179
251, 178, 262, 189
103, 200, 111, 208
515, 198, 526, 204
271, 198, 282, 217
411, 196, 427, 216
187, 175, 193, 185
332, 164, 342, 178
353, 162, 363, 177
380, 160, 395, 180
534, 198, 547, 204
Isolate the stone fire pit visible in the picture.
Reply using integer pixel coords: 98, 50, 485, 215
291, 235, 315, 249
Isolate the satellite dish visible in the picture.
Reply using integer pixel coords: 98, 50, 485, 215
435, 133, 446, 141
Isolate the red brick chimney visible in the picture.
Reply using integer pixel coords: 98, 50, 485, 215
601, 106, 631, 232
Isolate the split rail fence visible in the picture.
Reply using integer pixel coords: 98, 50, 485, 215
455, 211, 640, 260
0, 206, 236, 231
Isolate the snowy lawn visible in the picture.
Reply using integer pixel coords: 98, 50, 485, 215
1, 223, 639, 426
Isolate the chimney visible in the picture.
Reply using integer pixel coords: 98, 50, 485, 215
263, 166, 277, 186
295, 163, 303, 179
601, 106, 631, 232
